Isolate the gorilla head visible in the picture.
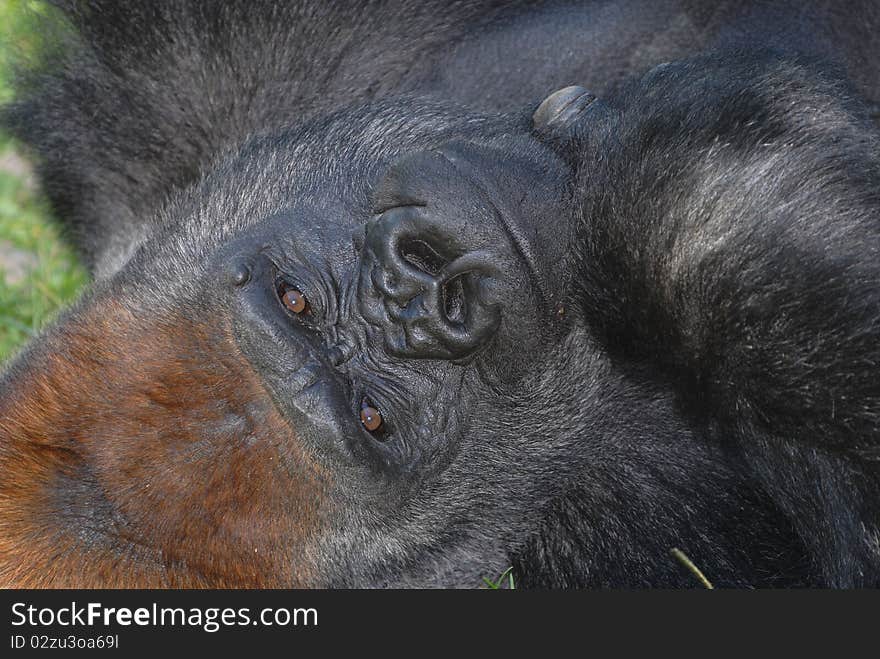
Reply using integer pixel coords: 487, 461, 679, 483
2, 3, 878, 587
0, 91, 600, 586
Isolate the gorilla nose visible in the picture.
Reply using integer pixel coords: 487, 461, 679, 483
358, 204, 503, 360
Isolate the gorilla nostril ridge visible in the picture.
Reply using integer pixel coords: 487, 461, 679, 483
371, 260, 432, 307
370, 266, 398, 299
359, 202, 506, 359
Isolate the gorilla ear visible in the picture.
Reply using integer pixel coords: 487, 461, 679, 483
532, 85, 608, 145
532, 86, 597, 129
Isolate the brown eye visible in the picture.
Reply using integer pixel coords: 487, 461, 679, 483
359, 401, 383, 433
281, 286, 308, 314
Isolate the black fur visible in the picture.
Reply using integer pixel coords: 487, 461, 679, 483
1, 1, 879, 587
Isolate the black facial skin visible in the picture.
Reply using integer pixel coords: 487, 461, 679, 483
225, 138, 569, 478
1, 1, 879, 588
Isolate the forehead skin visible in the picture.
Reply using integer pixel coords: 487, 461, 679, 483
0, 294, 333, 587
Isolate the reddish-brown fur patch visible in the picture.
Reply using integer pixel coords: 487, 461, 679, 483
0, 295, 332, 587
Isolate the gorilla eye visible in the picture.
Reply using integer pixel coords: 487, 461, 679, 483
359, 400, 384, 434
280, 284, 309, 314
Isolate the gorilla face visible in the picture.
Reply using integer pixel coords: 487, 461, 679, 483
0, 98, 588, 587
224, 138, 570, 478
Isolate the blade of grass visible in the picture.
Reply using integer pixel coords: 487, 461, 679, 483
670, 547, 714, 589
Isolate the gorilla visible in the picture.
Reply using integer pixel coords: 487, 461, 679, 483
0, 0, 878, 588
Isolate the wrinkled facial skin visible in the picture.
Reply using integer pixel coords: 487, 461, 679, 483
225, 141, 570, 477
0, 103, 576, 587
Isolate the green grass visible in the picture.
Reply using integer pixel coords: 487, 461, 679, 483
482, 567, 516, 589
0, 0, 88, 362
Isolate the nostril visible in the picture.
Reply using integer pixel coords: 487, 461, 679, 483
441, 273, 468, 324
359, 204, 505, 359
399, 238, 448, 277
